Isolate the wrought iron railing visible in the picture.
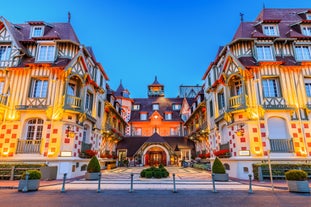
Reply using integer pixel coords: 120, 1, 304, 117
81, 142, 92, 152
269, 138, 294, 152
16, 139, 41, 154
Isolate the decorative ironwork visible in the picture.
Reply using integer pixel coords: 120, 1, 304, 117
16, 139, 41, 154
269, 138, 294, 153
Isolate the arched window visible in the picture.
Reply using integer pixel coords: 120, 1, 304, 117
267, 117, 290, 139
25, 118, 44, 140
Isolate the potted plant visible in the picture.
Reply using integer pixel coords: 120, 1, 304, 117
18, 170, 41, 192
212, 157, 229, 181
285, 169, 310, 193
85, 156, 101, 180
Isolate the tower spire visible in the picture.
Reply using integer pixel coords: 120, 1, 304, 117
68, 11, 71, 23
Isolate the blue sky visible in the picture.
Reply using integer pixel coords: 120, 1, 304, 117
1, 0, 310, 97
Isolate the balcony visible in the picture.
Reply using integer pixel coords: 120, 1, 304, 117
263, 97, 289, 109
0, 94, 8, 105
16, 139, 41, 154
228, 95, 248, 110
64, 95, 81, 109
269, 138, 294, 153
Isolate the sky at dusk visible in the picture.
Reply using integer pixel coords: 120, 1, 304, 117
1, 0, 310, 97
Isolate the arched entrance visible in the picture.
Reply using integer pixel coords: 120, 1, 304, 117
142, 145, 170, 166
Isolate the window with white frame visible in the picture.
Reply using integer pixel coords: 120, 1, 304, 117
256, 45, 273, 60
262, 25, 278, 36
31, 26, 44, 37
85, 91, 93, 111
262, 78, 281, 97
305, 78, 311, 97
67, 82, 77, 96
230, 79, 243, 96
0, 45, 11, 61
29, 78, 48, 98
302, 26, 311, 36
307, 14, 311, 20
25, 118, 44, 140
295, 45, 311, 61
140, 113, 147, 120
165, 113, 172, 120
172, 104, 181, 110
0, 81, 4, 94
37, 44, 55, 61
152, 103, 159, 110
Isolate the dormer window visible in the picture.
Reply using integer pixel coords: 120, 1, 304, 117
0, 45, 11, 61
307, 14, 311, 20
302, 26, 311, 36
140, 112, 147, 120
262, 25, 278, 36
165, 112, 172, 120
133, 104, 140, 110
37, 43, 55, 62
31, 26, 44, 37
172, 104, 181, 110
152, 103, 159, 110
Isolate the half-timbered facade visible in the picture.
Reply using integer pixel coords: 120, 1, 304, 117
0, 17, 115, 178
203, 8, 311, 179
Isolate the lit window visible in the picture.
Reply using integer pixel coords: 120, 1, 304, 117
302, 26, 311, 36
31, 26, 44, 37
133, 104, 140, 110
37, 45, 55, 61
262, 78, 281, 98
305, 78, 311, 97
85, 91, 93, 111
165, 113, 172, 120
256, 45, 273, 60
26, 118, 44, 140
153, 103, 159, 110
29, 78, 48, 98
262, 25, 278, 36
140, 113, 147, 120
295, 45, 311, 61
0, 45, 11, 61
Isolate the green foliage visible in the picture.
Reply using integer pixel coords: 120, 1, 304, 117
159, 164, 164, 169
212, 157, 226, 174
87, 156, 101, 173
140, 166, 169, 178
21, 170, 41, 180
252, 163, 311, 180
285, 170, 308, 181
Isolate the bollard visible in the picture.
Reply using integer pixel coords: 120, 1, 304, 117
22, 171, 29, 192
61, 173, 67, 193
212, 173, 217, 193
97, 172, 101, 193
173, 173, 177, 193
248, 174, 253, 194
129, 173, 134, 193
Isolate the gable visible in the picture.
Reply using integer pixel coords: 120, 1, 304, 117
0, 25, 12, 41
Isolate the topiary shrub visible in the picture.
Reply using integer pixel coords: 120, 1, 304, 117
154, 171, 162, 178
285, 170, 308, 181
145, 171, 153, 178
21, 170, 41, 180
212, 157, 226, 174
140, 169, 146, 177
87, 156, 101, 173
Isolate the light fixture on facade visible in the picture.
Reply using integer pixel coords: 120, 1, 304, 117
66, 125, 75, 138
235, 124, 245, 136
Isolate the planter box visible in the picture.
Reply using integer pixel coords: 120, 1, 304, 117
213, 173, 229, 181
85, 172, 100, 180
18, 180, 40, 191
287, 180, 310, 193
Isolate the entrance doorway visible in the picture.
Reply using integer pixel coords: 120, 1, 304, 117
145, 146, 167, 166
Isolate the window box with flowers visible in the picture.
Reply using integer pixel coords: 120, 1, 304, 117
213, 149, 231, 158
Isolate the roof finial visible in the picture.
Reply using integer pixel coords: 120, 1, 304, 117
68, 11, 71, 23
155, 75, 157, 82
240, 12, 244, 22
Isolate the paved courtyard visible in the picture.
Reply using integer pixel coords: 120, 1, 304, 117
0, 167, 310, 207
